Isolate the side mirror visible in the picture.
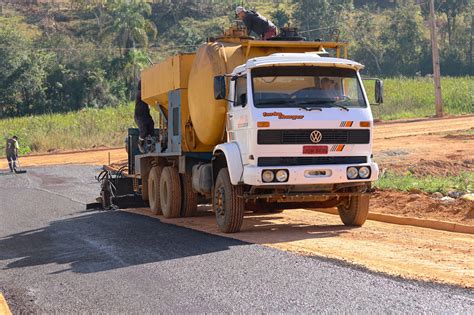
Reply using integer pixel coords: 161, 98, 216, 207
375, 79, 384, 104
214, 76, 226, 100
362, 77, 384, 105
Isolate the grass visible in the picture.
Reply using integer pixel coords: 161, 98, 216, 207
375, 171, 474, 194
0, 76, 472, 156
0, 104, 135, 156
366, 77, 474, 120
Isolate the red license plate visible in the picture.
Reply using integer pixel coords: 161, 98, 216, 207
303, 146, 328, 154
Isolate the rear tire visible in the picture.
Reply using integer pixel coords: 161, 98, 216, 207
160, 166, 182, 218
337, 192, 369, 226
213, 168, 244, 233
148, 166, 163, 215
180, 173, 198, 217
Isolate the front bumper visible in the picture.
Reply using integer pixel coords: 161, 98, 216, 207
242, 161, 379, 186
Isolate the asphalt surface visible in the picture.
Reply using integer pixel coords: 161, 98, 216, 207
0, 165, 473, 313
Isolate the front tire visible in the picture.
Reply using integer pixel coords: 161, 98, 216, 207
160, 166, 182, 218
213, 168, 244, 233
337, 191, 369, 226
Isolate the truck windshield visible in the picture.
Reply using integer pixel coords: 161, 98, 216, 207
252, 66, 367, 109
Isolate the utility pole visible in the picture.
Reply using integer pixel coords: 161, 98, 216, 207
429, 0, 443, 117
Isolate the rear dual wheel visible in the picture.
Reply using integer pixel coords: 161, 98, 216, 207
148, 166, 198, 218
180, 173, 198, 217
160, 166, 182, 218
148, 166, 163, 215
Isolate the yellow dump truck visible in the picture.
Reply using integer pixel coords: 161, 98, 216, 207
96, 27, 383, 233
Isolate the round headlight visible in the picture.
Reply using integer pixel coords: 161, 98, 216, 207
347, 167, 359, 179
275, 170, 288, 182
359, 166, 370, 179
262, 170, 275, 183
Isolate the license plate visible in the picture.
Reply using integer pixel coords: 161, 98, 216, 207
303, 145, 328, 154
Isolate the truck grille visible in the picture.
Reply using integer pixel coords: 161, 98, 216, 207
258, 156, 367, 167
258, 129, 370, 145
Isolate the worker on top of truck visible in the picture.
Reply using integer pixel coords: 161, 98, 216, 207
134, 80, 155, 153
236, 6, 277, 40
5, 135, 19, 173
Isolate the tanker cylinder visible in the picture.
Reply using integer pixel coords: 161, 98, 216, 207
187, 43, 229, 146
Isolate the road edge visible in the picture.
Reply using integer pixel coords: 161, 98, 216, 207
0, 294, 12, 315
314, 208, 474, 234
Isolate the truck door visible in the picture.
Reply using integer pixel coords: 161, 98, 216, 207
227, 76, 250, 157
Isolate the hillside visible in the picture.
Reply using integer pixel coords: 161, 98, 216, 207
0, 0, 472, 119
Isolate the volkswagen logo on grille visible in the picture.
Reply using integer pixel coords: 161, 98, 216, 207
310, 130, 323, 143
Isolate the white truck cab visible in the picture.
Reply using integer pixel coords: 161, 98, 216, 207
212, 52, 382, 232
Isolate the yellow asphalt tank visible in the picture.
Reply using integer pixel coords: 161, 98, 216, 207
141, 32, 348, 152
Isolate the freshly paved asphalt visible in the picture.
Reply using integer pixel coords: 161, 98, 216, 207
0, 165, 473, 313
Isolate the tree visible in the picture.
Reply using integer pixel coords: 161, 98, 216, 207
421, 0, 469, 45
102, 0, 157, 51
293, 0, 353, 41
271, 8, 290, 29
0, 21, 52, 117
348, 7, 385, 74
379, 4, 428, 75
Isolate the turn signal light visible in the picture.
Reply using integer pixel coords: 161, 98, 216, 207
257, 121, 270, 128
359, 121, 371, 127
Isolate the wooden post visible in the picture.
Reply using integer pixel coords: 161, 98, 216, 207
429, 0, 443, 117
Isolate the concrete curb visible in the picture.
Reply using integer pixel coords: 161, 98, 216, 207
314, 208, 474, 234
0, 294, 12, 315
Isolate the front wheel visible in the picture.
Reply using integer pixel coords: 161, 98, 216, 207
337, 193, 369, 226
213, 168, 244, 233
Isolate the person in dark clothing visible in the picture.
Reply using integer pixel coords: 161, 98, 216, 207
236, 6, 277, 40
5, 135, 19, 173
134, 80, 155, 153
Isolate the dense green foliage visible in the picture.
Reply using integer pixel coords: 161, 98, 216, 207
0, 0, 472, 119
0, 77, 470, 156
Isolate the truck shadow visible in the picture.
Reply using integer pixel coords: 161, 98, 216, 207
0, 209, 353, 274
241, 216, 355, 244
0, 210, 247, 274
162, 208, 354, 245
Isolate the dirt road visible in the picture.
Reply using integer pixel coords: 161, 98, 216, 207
131, 207, 474, 288
374, 115, 474, 139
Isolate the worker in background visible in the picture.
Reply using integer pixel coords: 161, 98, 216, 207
134, 80, 155, 153
5, 135, 19, 173
236, 6, 277, 40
